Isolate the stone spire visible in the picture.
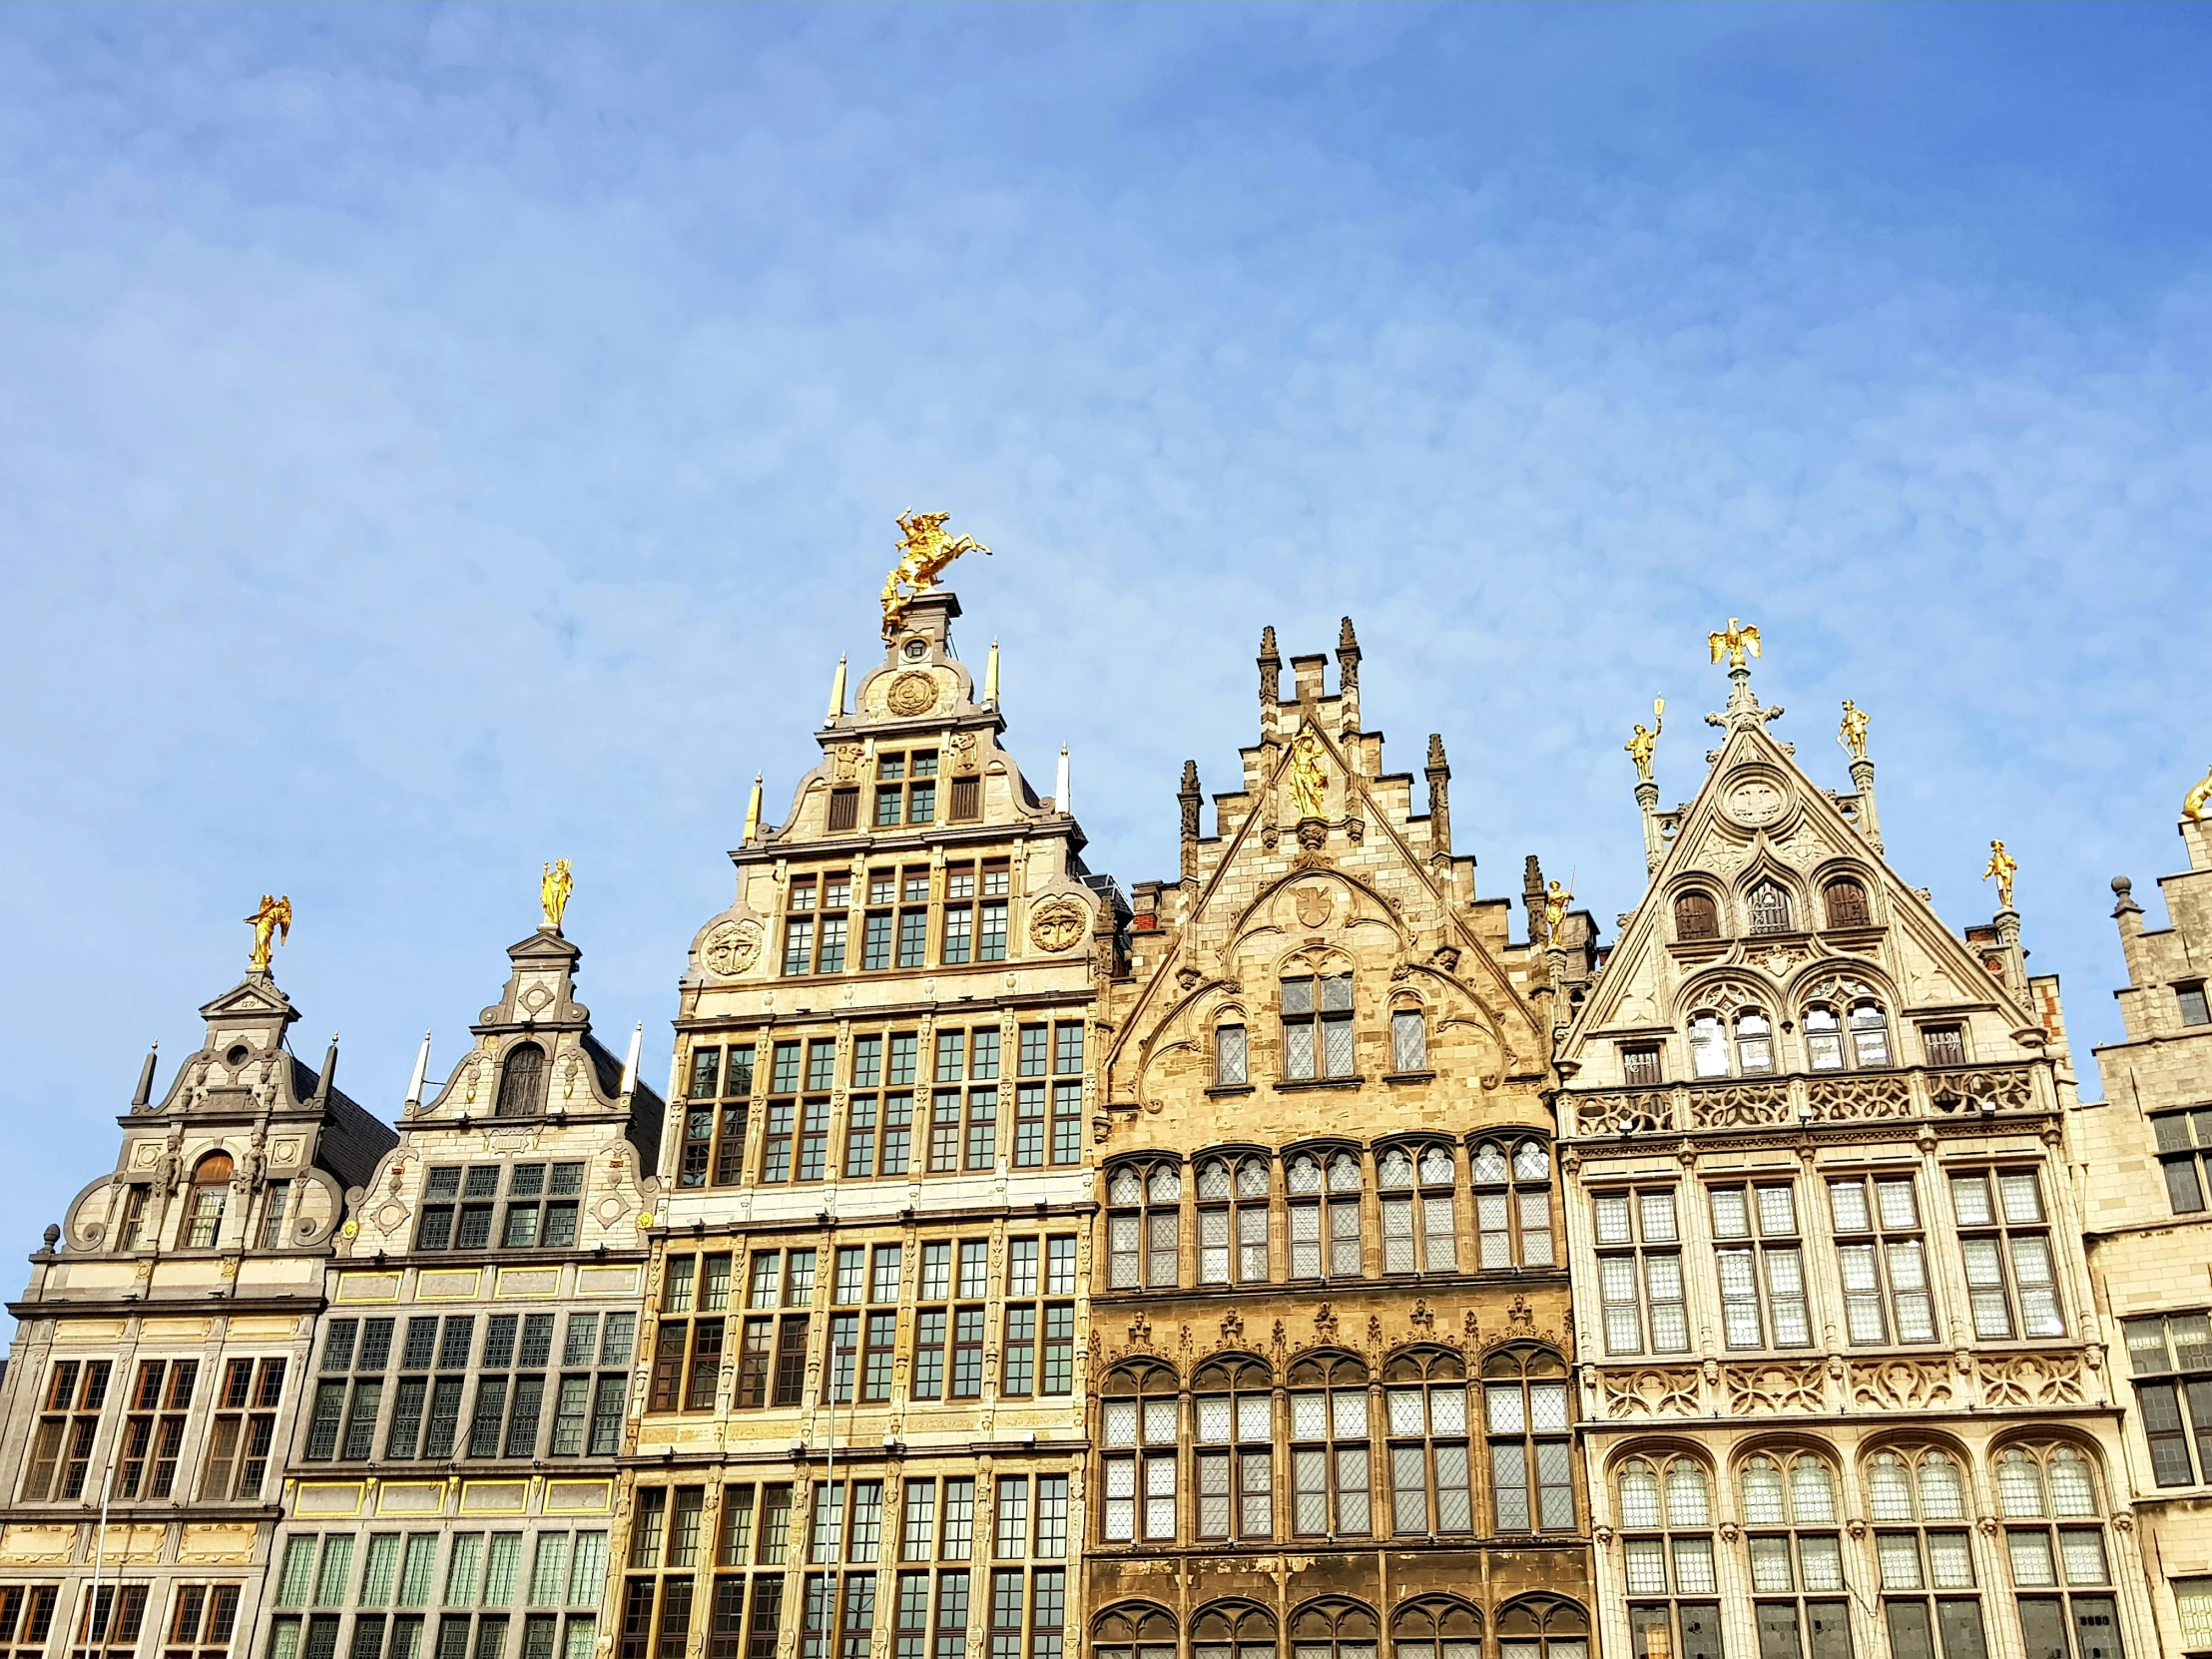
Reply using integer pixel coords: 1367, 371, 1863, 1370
1178, 760, 1204, 881
1424, 733, 1452, 876
1336, 616, 1362, 735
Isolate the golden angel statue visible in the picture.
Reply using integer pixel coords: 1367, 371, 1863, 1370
1838, 700, 1871, 762
1287, 730, 1328, 820
2184, 765, 2212, 824
1625, 698, 1664, 784
541, 859, 574, 931
1982, 839, 2018, 910
245, 893, 291, 973
1708, 617, 1762, 671
1542, 879, 1572, 944
881, 510, 989, 640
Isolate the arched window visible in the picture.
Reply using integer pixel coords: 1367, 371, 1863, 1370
1379, 1350, 1472, 1536
1283, 971, 1355, 1081
1823, 878, 1871, 929
1092, 1605, 1175, 1659
1193, 1603, 1276, 1659
495, 1041, 549, 1118
1289, 1599, 1377, 1659
1471, 1140, 1554, 1270
1193, 1358, 1275, 1542
1735, 1012, 1776, 1075
1618, 1454, 1718, 1659
1390, 1597, 1480, 1659
1197, 1155, 1271, 1286
1493, 1596, 1588, 1659
1748, 881, 1794, 934
1481, 1349, 1573, 1533
185, 1153, 234, 1249
1739, 1451, 1847, 1657
1688, 1014, 1729, 1080
1100, 1362, 1178, 1543
1674, 892, 1719, 942
1287, 1151, 1363, 1281
1380, 1143, 1457, 1274
1994, 1442, 2119, 1654
1288, 1353, 1371, 1537
1106, 1161, 1181, 1290
1866, 1446, 1985, 1658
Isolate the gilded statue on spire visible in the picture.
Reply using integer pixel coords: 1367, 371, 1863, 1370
1982, 839, 2018, 910
1287, 730, 1328, 820
2184, 764, 2212, 824
881, 511, 990, 640
1542, 880, 1572, 945
1838, 700, 1871, 762
245, 893, 291, 973
1708, 617, 1762, 671
541, 859, 574, 931
1625, 699, 1664, 784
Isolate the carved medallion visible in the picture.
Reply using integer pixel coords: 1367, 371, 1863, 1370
702, 918, 764, 976
1293, 885, 1334, 929
887, 673, 938, 718
1722, 778, 1788, 828
1028, 896, 1087, 953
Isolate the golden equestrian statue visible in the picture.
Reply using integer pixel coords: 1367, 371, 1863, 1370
1709, 617, 1761, 670
541, 859, 574, 931
881, 511, 990, 640
1839, 700, 1871, 762
246, 893, 291, 973
1287, 730, 1329, 820
1543, 879, 1572, 945
1982, 840, 2018, 910
2184, 765, 2212, 824
1625, 698, 1664, 784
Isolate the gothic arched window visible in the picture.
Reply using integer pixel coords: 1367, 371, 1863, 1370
1748, 881, 1793, 935
1288, 1151, 1364, 1281
1288, 1352, 1372, 1536
1197, 1154, 1271, 1286
1194, 1358, 1275, 1542
1092, 1605, 1175, 1659
1192, 1603, 1276, 1659
1493, 1596, 1588, 1659
1100, 1362, 1179, 1544
1471, 1140, 1554, 1270
1106, 1161, 1182, 1290
1994, 1442, 2119, 1656
1739, 1450, 1847, 1655
1289, 1599, 1378, 1659
1866, 1446, 1984, 1658
1481, 1348, 1573, 1533
1618, 1454, 1717, 1659
1379, 1143, 1457, 1274
1390, 1598, 1480, 1659
495, 1041, 548, 1118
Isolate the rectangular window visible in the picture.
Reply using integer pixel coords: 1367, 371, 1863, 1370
1708, 1184, 1810, 1351
2155, 1109, 2212, 1216
1830, 1174, 1936, 1345
1594, 1190, 1687, 1356
1622, 1045, 1663, 1088
1922, 1024, 1967, 1067
1389, 1008, 1427, 1073
1950, 1170, 2063, 1340
2181, 983, 2212, 1027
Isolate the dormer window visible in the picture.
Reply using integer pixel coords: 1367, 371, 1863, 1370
1673, 893, 1719, 942
2179, 982, 2211, 1028
873, 752, 938, 828
495, 1042, 548, 1118
1747, 881, 1793, 934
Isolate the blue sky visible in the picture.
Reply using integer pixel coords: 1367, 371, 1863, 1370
2, 6, 2209, 1320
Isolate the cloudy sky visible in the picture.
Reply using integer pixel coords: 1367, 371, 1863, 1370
2, 6, 2208, 1316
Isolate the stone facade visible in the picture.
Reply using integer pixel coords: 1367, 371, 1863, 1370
1086, 624, 1591, 1659
1550, 657, 2149, 1659
0, 968, 393, 1659
2074, 813, 2212, 1656
9, 573, 2212, 1659
248, 925, 661, 1659
621, 592, 1103, 1659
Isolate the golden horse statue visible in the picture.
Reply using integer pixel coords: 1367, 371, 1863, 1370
881, 511, 989, 640
2184, 765, 2212, 824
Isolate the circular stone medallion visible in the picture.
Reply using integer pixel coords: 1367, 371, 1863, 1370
887, 672, 939, 717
